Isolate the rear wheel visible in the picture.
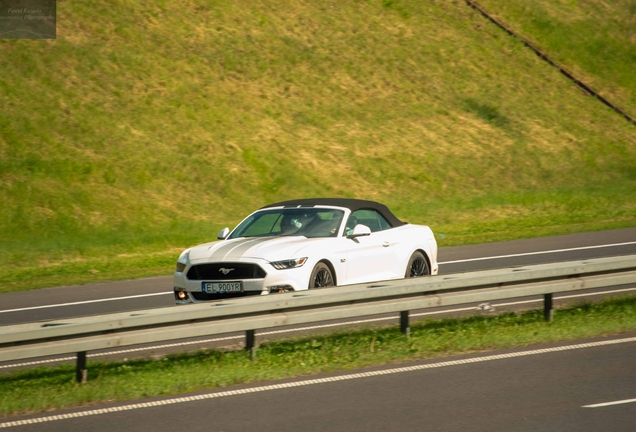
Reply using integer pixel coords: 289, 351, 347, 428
405, 251, 430, 277
309, 262, 334, 288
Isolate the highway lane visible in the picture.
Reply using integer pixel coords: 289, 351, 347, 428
1, 228, 635, 370
4, 334, 636, 431
2, 227, 636, 325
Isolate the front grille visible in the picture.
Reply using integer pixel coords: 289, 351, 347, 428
187, 262, 267, 280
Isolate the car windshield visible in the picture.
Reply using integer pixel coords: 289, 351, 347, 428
228, 208, 345, 239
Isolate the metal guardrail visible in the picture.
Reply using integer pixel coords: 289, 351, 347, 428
1, 255, 636, 382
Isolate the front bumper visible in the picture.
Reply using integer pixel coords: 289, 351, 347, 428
173, 258, 313, 304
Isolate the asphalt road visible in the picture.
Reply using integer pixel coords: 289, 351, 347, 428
1, 228, 636, 369
2, 228, 636, 430
3, 335, 636, 431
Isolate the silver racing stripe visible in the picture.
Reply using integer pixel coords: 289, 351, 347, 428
212, 238, 277, 260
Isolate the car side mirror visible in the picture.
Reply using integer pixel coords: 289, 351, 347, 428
217, 227, 230, 240
347, 224, 371, 238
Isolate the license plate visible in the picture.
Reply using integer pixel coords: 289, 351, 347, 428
202, 281, 243, 294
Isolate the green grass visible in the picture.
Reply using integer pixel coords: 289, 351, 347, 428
2, 295, 636, 418
0, 0, 635, 293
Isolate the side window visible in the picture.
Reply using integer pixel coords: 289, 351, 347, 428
344, 209, 391, 235
377, 214, 391, 230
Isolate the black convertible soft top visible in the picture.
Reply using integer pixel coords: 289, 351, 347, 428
261, 198, 407, 228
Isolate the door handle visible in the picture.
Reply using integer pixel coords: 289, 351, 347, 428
383, 241, 390, 247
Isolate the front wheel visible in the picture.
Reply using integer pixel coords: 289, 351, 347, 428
405, 251, 430, 277
309, 262, 334, 288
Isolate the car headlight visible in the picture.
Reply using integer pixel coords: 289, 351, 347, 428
270, 257, 308, 270
176, 250, 190, 273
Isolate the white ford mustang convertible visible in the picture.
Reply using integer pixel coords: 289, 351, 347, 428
174, 198, 438, 304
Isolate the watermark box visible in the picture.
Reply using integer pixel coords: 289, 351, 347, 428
0, 0, 56, 39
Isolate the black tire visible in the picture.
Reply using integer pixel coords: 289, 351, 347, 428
405, 251, 430, 278
309, 262, 335, 288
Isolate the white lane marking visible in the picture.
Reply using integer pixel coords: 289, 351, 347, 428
583, 398, 636, 408
439, 241, 636, 264
1, 241, 634, 314
2, 336, 636, 429
3, 286, 635, 371
0, 292, 171, 314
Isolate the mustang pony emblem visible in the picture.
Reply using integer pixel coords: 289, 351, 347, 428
219, 268, 235, 275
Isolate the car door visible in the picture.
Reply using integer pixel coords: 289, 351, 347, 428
341, 209, 397, 285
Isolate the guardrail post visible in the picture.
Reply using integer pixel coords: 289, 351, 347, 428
76, 351, 87, 384
400, 311, 410, 338
544, 294, 554, 322
246, 330, 256, 359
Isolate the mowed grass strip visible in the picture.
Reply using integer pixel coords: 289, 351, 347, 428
2, 295, 636, 418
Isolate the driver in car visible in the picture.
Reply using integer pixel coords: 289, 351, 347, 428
280, 213, 316, 235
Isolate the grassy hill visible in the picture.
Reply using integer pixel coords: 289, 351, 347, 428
1, 0, 635, 292
478, 0, 636, 116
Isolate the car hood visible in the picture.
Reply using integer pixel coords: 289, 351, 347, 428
188, 236, 330, 263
